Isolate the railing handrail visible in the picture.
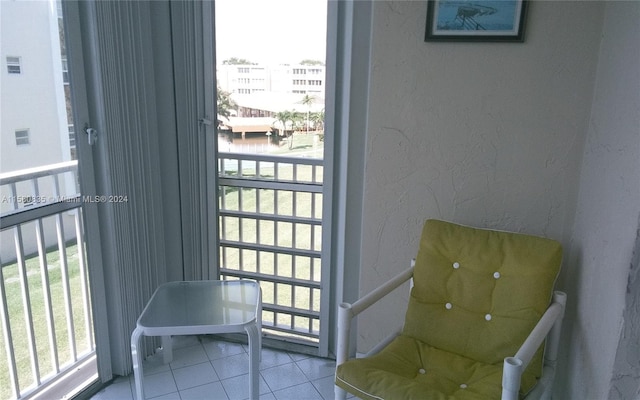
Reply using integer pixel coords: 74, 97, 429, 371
218, 177, 322, 193
0, 160, 78, 184
219, 209, 321, 225
0, 196, 82, 230
218, 151, 323, 166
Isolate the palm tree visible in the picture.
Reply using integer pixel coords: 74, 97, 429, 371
291, 111, 304, 133
301, 94, 315, 134
216, 86, 237, 119
310, 109, 325, 133
274, 110, 294, 149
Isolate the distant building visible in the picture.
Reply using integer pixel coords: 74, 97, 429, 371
1, 0, 71, 175
231, 91, 324, 118
1, 0, 76, 262
217, 63, 325, 96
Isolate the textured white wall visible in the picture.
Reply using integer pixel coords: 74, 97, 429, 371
559, 2, 640, 398
357, 0, 604, 355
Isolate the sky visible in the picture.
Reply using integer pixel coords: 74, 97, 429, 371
215, 0, 328, 65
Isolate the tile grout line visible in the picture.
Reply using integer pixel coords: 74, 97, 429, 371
100, 339, 338, 400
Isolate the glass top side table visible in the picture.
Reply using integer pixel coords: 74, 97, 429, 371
131, 280, 262, 400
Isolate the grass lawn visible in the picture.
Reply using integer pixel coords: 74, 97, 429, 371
0, 243, 93, 400
268, 132, 324, 158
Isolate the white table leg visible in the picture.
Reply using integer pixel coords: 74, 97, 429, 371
257, 291, 262, 361
161, 335, 172, 364
131, 327, 145, 400
245, 323, 261, 400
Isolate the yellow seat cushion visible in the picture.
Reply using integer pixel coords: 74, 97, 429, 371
337, 220, 562, 399
336, 335, 538, 400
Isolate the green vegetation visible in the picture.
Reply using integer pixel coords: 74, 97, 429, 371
299, 59, 324, 66
273, 110, 300, 150
0, 244, 93, 400
268, 132, 324, 158
222, 57, 257, 65
217, 86, 238, 119
301, 94, 314, 136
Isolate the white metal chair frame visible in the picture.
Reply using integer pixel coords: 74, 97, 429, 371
335, 261, 567, 400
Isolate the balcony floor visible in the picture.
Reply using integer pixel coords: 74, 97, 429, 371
90, 336, 339, 400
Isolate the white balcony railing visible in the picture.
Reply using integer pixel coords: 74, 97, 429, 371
0, 161, 95, 400
1, 152, 325, 396
218, 152, 323, 344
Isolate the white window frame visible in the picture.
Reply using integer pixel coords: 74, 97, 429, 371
15, 129, 30, 145
62, 57, 70, 84
68, 124, 76, 149
7, 56, 21, 74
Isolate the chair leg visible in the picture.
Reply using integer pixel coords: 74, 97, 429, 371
502, 357, 523, 400
335, 304, 351, 400
335, 385, 347, 400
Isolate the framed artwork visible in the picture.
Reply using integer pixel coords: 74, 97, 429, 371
425, 0, 528, 42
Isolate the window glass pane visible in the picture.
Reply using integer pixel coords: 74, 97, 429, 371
7, 56, 21, 74
15, 129, 30, 145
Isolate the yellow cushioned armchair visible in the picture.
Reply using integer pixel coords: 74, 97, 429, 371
335, 219, 566, 400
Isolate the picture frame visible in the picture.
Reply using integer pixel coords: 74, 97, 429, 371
425, 0, 528, 42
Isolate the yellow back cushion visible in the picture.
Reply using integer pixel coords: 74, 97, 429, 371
403, 219, 562, 376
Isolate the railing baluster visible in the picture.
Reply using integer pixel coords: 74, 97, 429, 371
1, 183, 22, 397
311, 192, 316, 252
15, 223, 41, 387
273, 169, 279, 247
0, 255, 21, 399
290, 285, 295, 330
52, 174, 77, 362
309, 285, 314, 333
35, 218, 60, 375
9, 183, 18, 211
219, 157, 228, 270
238, 159, 245, 272
32, 178, 60, 375
256, 182, 261, 274
75, 208, 94, 351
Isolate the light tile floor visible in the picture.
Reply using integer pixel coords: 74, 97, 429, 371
91, 335, 338, 400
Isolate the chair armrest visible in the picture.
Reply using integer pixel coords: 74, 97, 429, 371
347, 266, 415, 316
502, 291, 567, 400
336, 266, 414, 366
514, 291, 567, 368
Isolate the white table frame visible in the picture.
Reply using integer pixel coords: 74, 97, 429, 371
131, 280, 262, 400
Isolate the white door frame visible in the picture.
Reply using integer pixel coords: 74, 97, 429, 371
323, 0, 373, 358
62, 0, 112, 383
